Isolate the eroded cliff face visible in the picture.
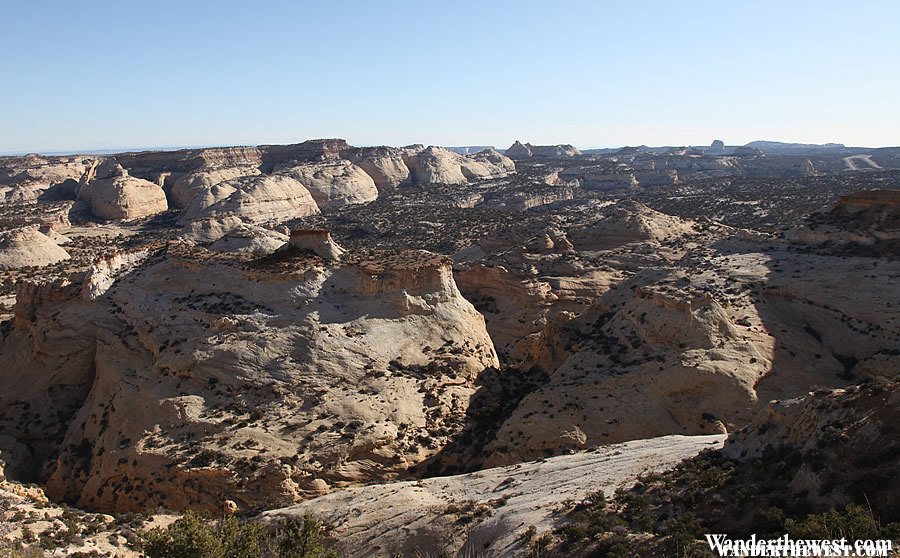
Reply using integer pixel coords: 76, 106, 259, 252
482, 233, 900, 466
0, 242, 498, 513
0, 155, 94, 203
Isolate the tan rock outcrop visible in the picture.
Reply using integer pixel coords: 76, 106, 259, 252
403, 147, 515, 185
786, 188, 900, 245
277, 160, 378, 207
0, 243, 498, 513
0, 154, 94, 202
505, 141, 581, 158
482, 232, 900, 465
263, 434, 724, 557
0, 228, 70, 270
178, 174, 320, 238
459, 149, 516, 180
343, 146, 412, 191
288, 229, 345, 261
170, 166, 261, 209
724, 381, 899, 516
403, 146, 469, 185
77, 163, 168, 220
209, 224, 288, 257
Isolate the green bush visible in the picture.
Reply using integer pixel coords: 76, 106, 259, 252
142, 512, 336, 558
785, 504, 900, 542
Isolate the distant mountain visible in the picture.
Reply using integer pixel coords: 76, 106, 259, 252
744, 140, 850, 155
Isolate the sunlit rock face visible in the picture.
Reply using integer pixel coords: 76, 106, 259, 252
0, 242, 497, 513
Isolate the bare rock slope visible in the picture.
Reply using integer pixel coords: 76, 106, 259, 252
264, 434, 725, 557
0, 239, 498, 513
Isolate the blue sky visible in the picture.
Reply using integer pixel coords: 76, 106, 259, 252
2, 0, 898, 153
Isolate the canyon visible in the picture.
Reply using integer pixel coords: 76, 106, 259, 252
0, 139, 897, 557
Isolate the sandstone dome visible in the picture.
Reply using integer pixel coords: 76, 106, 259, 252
208, 224, 289, 256
277, 160, 378, 207
344, 147, 411, 191
460, 149, 516, 180
169, 166, 262, 209
402, 146, 515, 185
76, 164, 169, 220
0, 228, 70, 270
403, 146, 470, 185
178, 174, 321, 235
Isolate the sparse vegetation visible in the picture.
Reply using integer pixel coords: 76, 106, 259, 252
142, 512, 337, 558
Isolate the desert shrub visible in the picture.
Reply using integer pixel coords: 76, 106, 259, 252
785, 504, 900, 542
274, 514, 337, 558
0, 544, 43, 558
142, 512, 336, 558
143, 513, 224, 558
559, 490, 624, 544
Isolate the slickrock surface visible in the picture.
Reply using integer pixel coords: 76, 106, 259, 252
0, 228, 70, 270
404, 147, 515, 185
178, 174, 320, 238
0, 242, 497, 513
344, 146, 412, 191
278, 160, 379, 207
263, 434, 725, 557
209, 223, 288, 256
170, 166, 262, 209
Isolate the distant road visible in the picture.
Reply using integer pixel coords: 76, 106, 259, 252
843, 154, 883, 171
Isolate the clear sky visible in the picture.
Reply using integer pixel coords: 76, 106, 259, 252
2, 0, 898, 153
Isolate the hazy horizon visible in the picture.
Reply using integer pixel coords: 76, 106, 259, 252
3, 0, 898, 153
1, 137, 895, 158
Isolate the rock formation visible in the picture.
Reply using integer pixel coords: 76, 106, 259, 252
505, 141, 581, 158
178, 174, 320, 240
403, 146, 470, 185
288, 229, 345, 261
403, 147, 515, 185
480, 218, 899, 465
459, 149, 516, 180
0, 227, 70, 270
343, 146, 412, 191
0, 154, 94, 203
263, 434, 724, 557
786, 188, 900, 245
76, 161, 169, 220
0, 242, 498, 513
724, 380, 899, 519
170, 167, 261, 209
209, 224, 289, 257
277, 160, 379, 207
